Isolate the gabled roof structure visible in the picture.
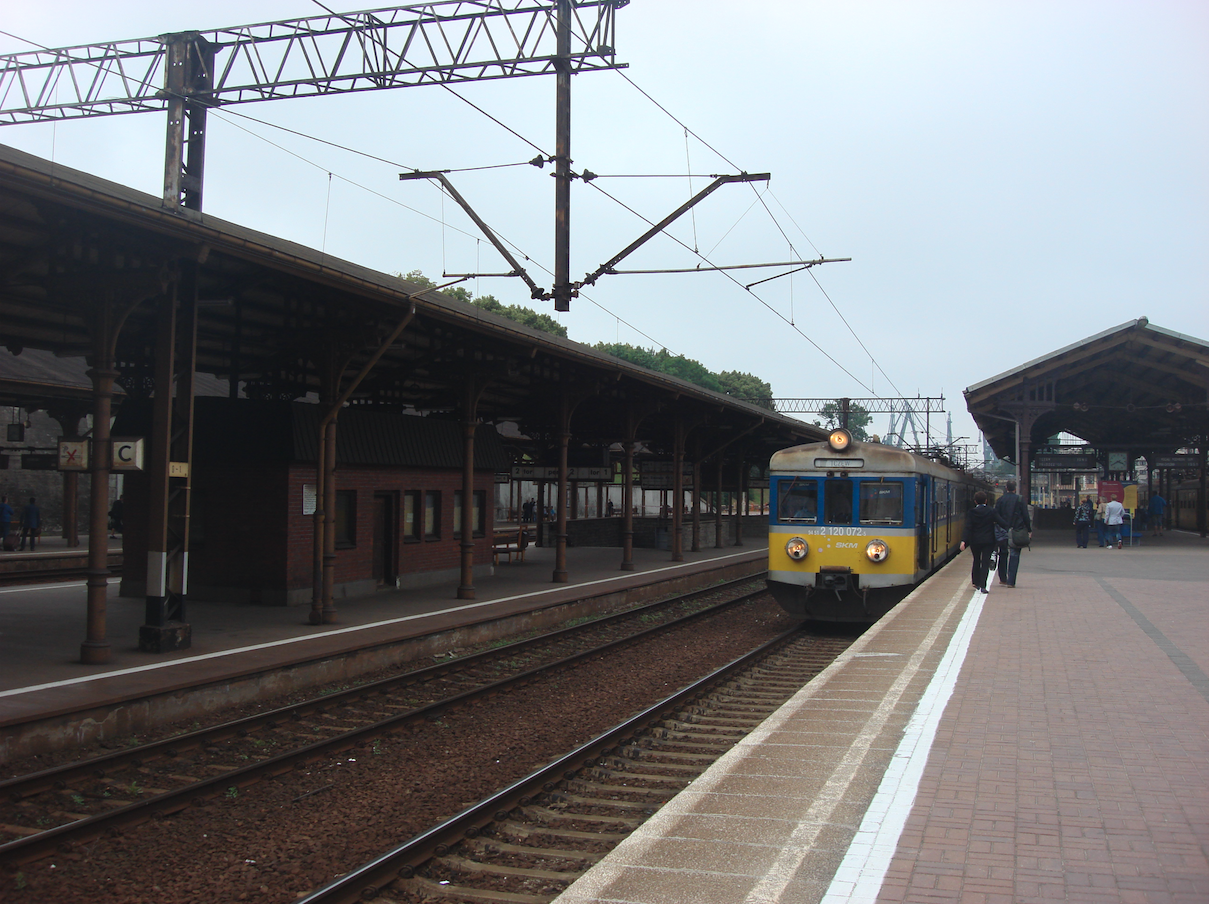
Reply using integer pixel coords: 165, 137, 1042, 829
965, 318, 1209, 463
0, 141, 820, 458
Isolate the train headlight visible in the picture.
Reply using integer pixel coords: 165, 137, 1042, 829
785, 537, 809, 561
828, 428, 852, 452
865, 539, 889, 563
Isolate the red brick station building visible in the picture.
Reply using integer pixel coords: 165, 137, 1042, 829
114, 399, 509, 606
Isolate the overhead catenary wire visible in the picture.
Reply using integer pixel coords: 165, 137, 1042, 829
616, 70, 952, 446
584, 177, 875, 394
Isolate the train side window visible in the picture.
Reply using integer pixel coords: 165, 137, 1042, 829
778, 481, 817, 522
824, 480, 853, 524
859, 482, 903, 525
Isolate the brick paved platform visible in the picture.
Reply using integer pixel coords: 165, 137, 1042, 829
554, 529, 1209, 904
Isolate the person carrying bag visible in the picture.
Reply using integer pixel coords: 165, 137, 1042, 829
993, 481, 1032, 588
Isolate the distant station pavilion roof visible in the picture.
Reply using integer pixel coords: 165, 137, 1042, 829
964, 318, 1209, 460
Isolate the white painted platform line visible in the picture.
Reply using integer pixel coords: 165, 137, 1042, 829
818, 588, 986, 904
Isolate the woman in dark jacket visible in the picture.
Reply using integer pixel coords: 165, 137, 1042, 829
960, 490, 1008, 593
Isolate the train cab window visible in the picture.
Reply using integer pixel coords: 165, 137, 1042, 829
824, 480, 854, 525
778, 481, 818, 522
859, 482, 904, 525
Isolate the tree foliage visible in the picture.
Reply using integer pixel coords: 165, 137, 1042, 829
717, 371, 774, 410
397, 273, 778, 395
593, 343, 774, 402
400, 270, 568, 338
814, 400, 873, 441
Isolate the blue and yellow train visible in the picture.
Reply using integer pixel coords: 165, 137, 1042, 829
767, 428, 989, 622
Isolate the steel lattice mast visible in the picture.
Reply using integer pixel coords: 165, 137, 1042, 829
0, 1, 626, 213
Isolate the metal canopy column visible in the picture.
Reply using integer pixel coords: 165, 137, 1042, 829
671, 417, 684, 561
553, 392, 573, 582
691, 451, 701, 553
621, 439, 635, 571
733, 457, 745, 546
81, 305, 120, 665
999, 381, 1057, 507
142, 262, 198, 653
715, 458, 724, 548
459, 375, 488, 600
308, 305, 415, 624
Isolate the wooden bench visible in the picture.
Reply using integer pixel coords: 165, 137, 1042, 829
492, 526, 530, 565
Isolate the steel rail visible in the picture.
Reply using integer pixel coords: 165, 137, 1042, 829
0, 576, 765, 864
298, 624, 808, 903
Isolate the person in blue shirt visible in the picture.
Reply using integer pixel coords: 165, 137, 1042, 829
1148, 492, 1166, 537
0, 495, 13, 550
18, 497, 41, 551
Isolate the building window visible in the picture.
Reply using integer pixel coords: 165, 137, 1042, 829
454, 489, 487, 538
335, 489, 356, 548
403, 490, 421, 542
424, 490, 441, 540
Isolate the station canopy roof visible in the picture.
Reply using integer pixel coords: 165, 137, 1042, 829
0, 142, 824, 465
964, 318, 1209, 461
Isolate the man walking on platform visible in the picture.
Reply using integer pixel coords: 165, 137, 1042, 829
1105, 497, 1125, 548
994, 480, 1031, 587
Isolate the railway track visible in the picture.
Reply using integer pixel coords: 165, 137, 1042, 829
299, 627, 852, 904
0, 575, 766, 866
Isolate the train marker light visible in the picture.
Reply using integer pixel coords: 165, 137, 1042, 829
865, 539, 889, 563
785, 537, 809, 560
828, 428, 852, 452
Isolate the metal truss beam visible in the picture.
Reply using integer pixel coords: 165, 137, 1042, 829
0, 1, 625, 124
758, 396, 946, 415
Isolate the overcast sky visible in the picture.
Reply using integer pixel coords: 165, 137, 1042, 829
2, 1, 1206, 454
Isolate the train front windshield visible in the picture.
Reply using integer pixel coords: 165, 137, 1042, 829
775, 477, 905, 526
778, 482, 817, 522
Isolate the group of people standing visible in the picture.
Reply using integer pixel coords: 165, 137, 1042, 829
1072, 491, 1164, 549
1072, 495, 1123, 548
0, 496, 41, 552
520, 499, 556, 523
959, 480, 1032, 593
